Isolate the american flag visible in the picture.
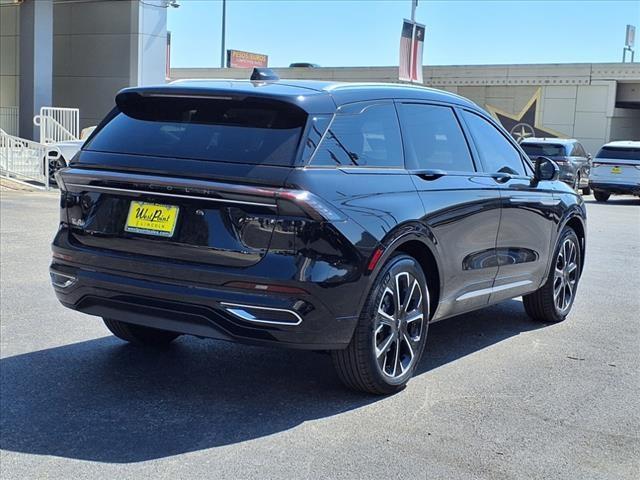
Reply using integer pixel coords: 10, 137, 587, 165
399, 20, 414, 82
399, 20, 426, 83
411, 24, 425, 83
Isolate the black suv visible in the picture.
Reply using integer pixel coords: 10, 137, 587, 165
51, 73, 587, 394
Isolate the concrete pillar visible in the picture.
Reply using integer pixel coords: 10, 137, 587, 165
19, 0, 53, 140
52, 0, 166, 129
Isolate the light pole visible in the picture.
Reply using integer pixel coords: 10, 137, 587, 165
220, 0, 226, 67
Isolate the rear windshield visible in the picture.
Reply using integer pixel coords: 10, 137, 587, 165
84, 94, 307, 166
521, 143, 567, 157
596, 146, 640, 161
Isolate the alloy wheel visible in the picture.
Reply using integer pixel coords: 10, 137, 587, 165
373, 271, 426, 379
553, 238, 579, 313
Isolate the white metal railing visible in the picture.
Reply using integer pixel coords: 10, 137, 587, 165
0, 107, 19, 137
34, 107, 80, 144
0, 128, 51, 189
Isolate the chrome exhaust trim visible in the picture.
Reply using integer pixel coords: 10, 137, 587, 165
50, 270, 77, 289
220, 302, 303, 326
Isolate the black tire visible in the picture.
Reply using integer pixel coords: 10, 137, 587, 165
103, 318, 180, 347
45, 155, 66, 183
523, 227, 581, 323
332, 253, 430, 395
582, 185, 591, 196
593, 190, 610, 202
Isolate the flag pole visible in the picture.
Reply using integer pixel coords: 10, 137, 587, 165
411, 0, 417, 22
220, 0, 227, 68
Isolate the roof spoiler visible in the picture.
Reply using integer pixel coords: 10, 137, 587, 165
250, 68, 279, 82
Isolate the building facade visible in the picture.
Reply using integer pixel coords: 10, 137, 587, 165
1, 0, 167, 139
2, 0, 638, 154
172, 63, 640, 154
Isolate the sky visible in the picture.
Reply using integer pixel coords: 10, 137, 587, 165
167, 0, 640, 68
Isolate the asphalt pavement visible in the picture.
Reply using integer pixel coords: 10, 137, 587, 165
1, 189, 638, 479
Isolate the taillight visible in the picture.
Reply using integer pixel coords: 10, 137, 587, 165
276, 190, 346, 222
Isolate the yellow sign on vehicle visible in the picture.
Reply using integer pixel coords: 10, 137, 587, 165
125, 201, 179, 237
611, 166, 622, 174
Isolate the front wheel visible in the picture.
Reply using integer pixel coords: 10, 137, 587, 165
332, 253, 429, 395
103, 318, 180, 347
594, 190, 610, 202
523, 227, 581, 323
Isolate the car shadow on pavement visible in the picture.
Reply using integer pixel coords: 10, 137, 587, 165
0, 299, 545, 463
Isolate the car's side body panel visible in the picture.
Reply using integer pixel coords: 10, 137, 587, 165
410, 173, 502, 319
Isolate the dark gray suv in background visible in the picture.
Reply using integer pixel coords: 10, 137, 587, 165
521, 138, 592, 195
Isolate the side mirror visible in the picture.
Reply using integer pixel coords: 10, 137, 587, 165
534, 156, 559, 182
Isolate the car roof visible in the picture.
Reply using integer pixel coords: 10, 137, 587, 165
520, 138, 577, 146
601, 140, 640, 149
124, 78, 478, 114
320, 82, 477, 108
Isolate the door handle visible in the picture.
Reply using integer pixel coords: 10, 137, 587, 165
410, 169, 447, 181
490, 173, 512, 183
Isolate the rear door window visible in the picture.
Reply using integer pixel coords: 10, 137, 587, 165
461, 111, 526, 175
397, 103, 475, 172
84, 94, 307, 166
309, 102, 403, 168
572, 143, 586, 157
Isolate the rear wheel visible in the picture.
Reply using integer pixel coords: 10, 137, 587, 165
103, 318, 180, 347
44, 154, 66, 183
332, 253, 429, 395
593, 190, 610, 202
523, 227, 581, 323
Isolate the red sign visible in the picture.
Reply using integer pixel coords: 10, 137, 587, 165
227, 50, 268, 68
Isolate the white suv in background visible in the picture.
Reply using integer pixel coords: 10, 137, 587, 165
589, 141, 640, 202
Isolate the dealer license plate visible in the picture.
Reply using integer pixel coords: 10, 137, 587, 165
610, 166, 622, 174
125, 201, 179, 237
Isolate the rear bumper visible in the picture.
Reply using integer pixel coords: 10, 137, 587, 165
51, 263, 357, 349
51, 228, 364, 350
589, 182, 640, 196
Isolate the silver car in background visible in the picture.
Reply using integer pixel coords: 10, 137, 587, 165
521, 138, 592, 195
589, 141, 640, 202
